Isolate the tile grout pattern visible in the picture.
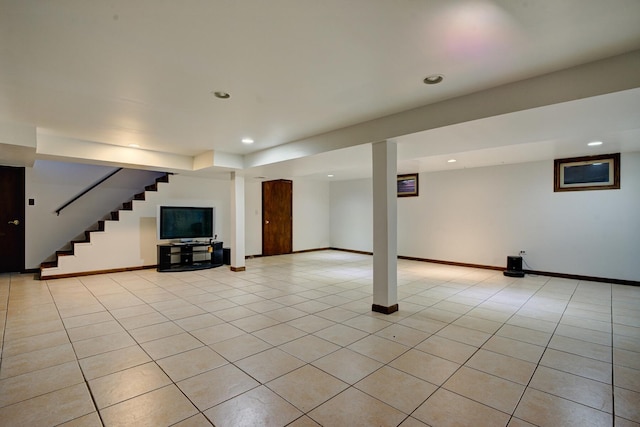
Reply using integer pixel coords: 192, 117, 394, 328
0, 250, 639, 426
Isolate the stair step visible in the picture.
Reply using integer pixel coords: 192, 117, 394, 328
156, 174, 170, 184
41, 171, 172, 279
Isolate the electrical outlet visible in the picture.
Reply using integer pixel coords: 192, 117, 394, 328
519, 250, 526, 255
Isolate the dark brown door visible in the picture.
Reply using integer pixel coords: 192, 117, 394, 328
262, 179, 292, 256
0, 166, 25, 272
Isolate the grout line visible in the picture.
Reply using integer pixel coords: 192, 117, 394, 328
43, 277, 107, 427
611, 283, 616, 425
506, 275, 568, 425
415, 274, 552, 425
0, 275, 13, 372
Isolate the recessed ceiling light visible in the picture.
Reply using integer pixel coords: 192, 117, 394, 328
327, 174, 334, 177
128, 144, 140, 148
447, 159, 457, 163
241, 138, 254, 144
212, 91, 230, 99
588, 141, 603, 146
423, 74, 444, 85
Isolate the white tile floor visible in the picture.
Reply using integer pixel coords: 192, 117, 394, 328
0, 250, 639, 426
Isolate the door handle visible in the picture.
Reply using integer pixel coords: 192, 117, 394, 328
265, 220, 270, 224
8, 220, 20, 225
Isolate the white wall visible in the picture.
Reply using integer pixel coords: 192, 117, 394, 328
330, 152, 640, 282
28, 162, 328, 272
329, 178, 373, 253
27, 163, 230, 271
292, 180, 330, 251
245, 179, 330, 256
29, 153, 639, 281
25, 161, 165, 269
152, 174, 230, 246
245, 180, 263, 256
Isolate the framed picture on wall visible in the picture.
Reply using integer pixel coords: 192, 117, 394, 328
397, 173, 419, 197
554, 153, 620, 192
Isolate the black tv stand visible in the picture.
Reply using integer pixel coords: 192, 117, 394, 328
157, 241, 223, 272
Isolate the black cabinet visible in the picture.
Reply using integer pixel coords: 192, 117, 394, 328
157, 241, 223, 272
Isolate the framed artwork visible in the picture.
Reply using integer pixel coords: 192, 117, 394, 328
397, 173, 419, 197
554, 153, 620, 192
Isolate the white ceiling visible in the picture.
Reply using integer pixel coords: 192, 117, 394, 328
1, 0, 639, 179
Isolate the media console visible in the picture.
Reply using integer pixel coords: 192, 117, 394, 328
157, 241, 223, 272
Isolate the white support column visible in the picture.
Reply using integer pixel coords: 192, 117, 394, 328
230, 172, 246, 272
371, 140, 398, 314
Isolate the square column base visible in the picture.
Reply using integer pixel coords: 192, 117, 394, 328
372, 304, 399, 315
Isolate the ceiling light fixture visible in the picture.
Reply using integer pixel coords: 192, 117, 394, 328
423, 74, 444, 85
241, 138, 254, 144
447, 159, 457, 163
128, 144, 140, 148
212, 91, 231, 99
327, 174, 334, 177
588, 141, 603, 146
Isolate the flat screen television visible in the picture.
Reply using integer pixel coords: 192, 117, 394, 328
158, 206, 214, 241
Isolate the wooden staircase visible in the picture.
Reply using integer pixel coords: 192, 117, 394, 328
39, 173, 171, 279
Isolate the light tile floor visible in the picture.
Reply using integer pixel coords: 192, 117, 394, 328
1, 250, 639, 426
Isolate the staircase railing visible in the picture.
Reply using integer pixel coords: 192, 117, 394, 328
55, 168, 123, 216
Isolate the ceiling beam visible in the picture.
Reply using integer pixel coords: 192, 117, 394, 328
244, 49, 640, 169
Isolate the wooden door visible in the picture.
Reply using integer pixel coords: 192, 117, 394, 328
262, 179, 292, 256
0, 166, 25, 272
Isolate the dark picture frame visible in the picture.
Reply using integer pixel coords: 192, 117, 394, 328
554, 153, 620, 192
397, 173, 419, 197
